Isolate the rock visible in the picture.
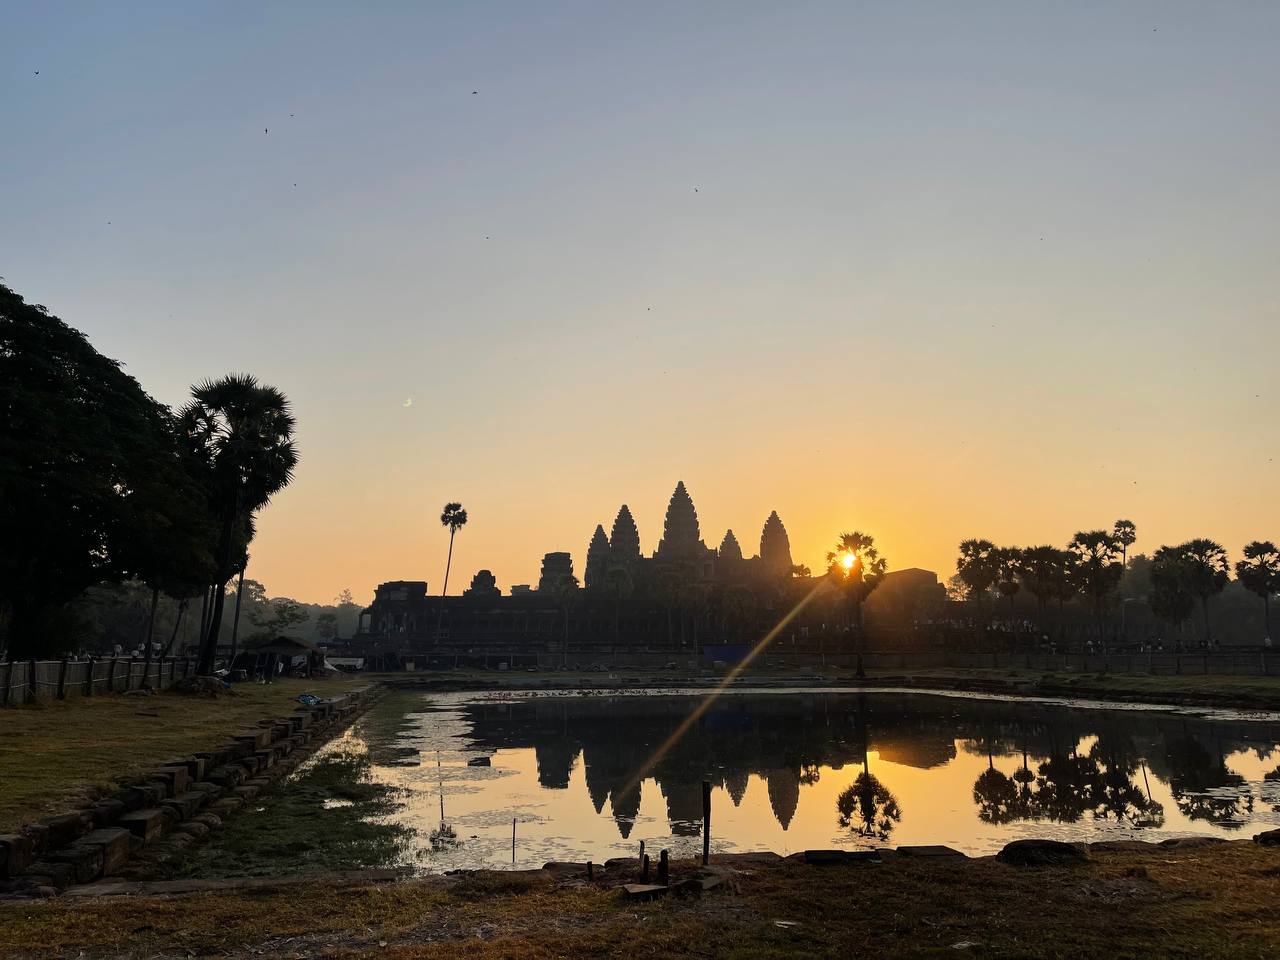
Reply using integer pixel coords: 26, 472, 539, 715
41, 812, 89, 848
0, 834, 34, 879
1254, 828, 1280, 846
621, 883, 669, 900
1088, 840, 1158, 852
1157, 836, 1225, 849
89, 799, 126, 829
897, 845, 967, 859
803, 849, 882, 865
173, 821, 210, 839
996, 839, 1088, 866
25, 859, 77, 890
191, 813, 222, 831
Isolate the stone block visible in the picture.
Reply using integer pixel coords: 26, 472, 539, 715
117, 809, 170, 843
143, 778, 173, 801
206, 765, 245, 789
115, 787, 148, 813
171, 757, 206, 782
188, 781, 224, 802
153, 766, 189, 795
45, 841, 104, 884
896, 845, 967, 859
25, 859, 76, 891
622, 883, 669, 900
191, 813, 222, 831
173, 821, 210, 839
210, 797, 243, 816
90, 798, 126, 829
235, 729, 271, 751
0, 834, 34, 879
233, 784, 260, 801
161, 792, 209, 821
289, 711, 311, 730
132, 782, 167, 805
41, 812, 89, 849
803, 849, 881, 865
78, 829, 133, 875
254, 750, 275, 771
222, 741, 253, 761
21, 823, 50, 856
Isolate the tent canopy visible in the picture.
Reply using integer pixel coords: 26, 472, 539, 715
242, 635, 316, 656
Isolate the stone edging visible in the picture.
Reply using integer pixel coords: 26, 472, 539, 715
0, 684, 380, 899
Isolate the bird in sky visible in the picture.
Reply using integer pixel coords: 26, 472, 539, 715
264, 128, 268, 134
34, 70, 39, 75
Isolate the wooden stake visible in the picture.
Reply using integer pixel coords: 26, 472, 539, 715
702, 780, 712, 866
658, 849, 669, 886
512, 818, 516, 863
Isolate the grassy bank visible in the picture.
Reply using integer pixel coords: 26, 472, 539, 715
0, 677, 364, 833
2, 842, 1278, 958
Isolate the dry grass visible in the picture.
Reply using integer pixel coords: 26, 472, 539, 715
2, 844, 1279, 958
0, 677, 364, 832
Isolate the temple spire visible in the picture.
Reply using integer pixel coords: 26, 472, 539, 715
718, 529, 743, 561
656, 480, 705, 561
760, 510, 793, 575
609, 505, 641, 564
584, 524, 610, 589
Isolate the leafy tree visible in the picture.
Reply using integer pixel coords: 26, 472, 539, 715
1178, 539, 1230, 642
1150, 546, 1196, 636
1068, 530, 1123, 649
1236, 541, 1280, 641
0, 284, 207, 658
250, 597, 310, 636
955, 539, 1000, 603
315, 612, 338, 641
791, 564, 812, 578
180, 375, 297, 673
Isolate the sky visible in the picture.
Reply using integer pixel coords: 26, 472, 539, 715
3, 2, 1278, 605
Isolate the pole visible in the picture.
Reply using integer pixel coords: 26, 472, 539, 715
702, 780, 711, 866
512, 818, 516, 864
658, 850, 669, 886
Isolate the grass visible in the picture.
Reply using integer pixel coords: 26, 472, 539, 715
135, 749, 411, 880
2, 842, 1278, 957
0, 676, 365, 833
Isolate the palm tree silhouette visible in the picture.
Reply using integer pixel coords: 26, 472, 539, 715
179, 374, 297, 674
436, 502, 468, 639
1236, 541, 1280, 642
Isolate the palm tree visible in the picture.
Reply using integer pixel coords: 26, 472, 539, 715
956, 539, 1000, 607
1068, 530, 1123, 651
1237, 541, 1280, 642
1150, 545, 1196, 645
179, 375, 297, 675
994, 547, 1022, 613
1113, 520, 1137, 575
1019, 545, 1067, 626
435, 502, 468, 639
826, 531, 887, 677
1178, 539, 1230, 644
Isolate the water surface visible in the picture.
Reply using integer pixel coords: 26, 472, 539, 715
203, 688, 1280, 876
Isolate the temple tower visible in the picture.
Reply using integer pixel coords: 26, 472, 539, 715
656, 480, 707, 561
609, 505, 641, 565
584, 524, 610, 589
760, 510, 793, 575
718, 529, 743, 561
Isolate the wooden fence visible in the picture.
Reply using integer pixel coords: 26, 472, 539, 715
0, 657, 196, 706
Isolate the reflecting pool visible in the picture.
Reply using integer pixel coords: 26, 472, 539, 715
247, 689, 1280, 874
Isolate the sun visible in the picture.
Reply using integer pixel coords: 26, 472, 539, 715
840, 552, 856, 571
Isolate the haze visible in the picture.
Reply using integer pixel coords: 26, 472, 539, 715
4, 2, 1277, 603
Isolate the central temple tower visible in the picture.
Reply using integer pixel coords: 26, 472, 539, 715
655, 481, 708, 562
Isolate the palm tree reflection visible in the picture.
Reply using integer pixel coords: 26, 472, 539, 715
837, 698, 902, 842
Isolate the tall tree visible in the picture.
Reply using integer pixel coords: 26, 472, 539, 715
1068, 530, 1123, 649
180, 375, 297, 674
994, 547, 1022, 612
1150, 546, 1196, 640
826, 531, 888, 631
1178, 539, 1230, 643
0, 284, 202, 658
435, 502, 468, 638
1236, 541, 1280, 641
1113, 520, 1138, 579
1018, 546, 1069, 623
955, 539, 1000, 604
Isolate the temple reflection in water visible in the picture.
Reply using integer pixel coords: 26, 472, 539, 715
451, 693, 1280, 840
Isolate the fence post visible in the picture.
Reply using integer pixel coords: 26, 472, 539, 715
1, 660, 9, 707
107, 657, 117, 693
128, 656, 136, 692
85, 657, 94, 696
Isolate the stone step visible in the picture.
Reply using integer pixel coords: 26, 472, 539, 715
116, 808, 172, 843
78, 829, 133, 875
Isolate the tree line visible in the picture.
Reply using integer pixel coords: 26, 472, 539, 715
953, 520, 1279, 647
0, 283, 298, 671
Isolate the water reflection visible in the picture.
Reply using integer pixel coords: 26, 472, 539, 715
349, 690, 1280, 871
